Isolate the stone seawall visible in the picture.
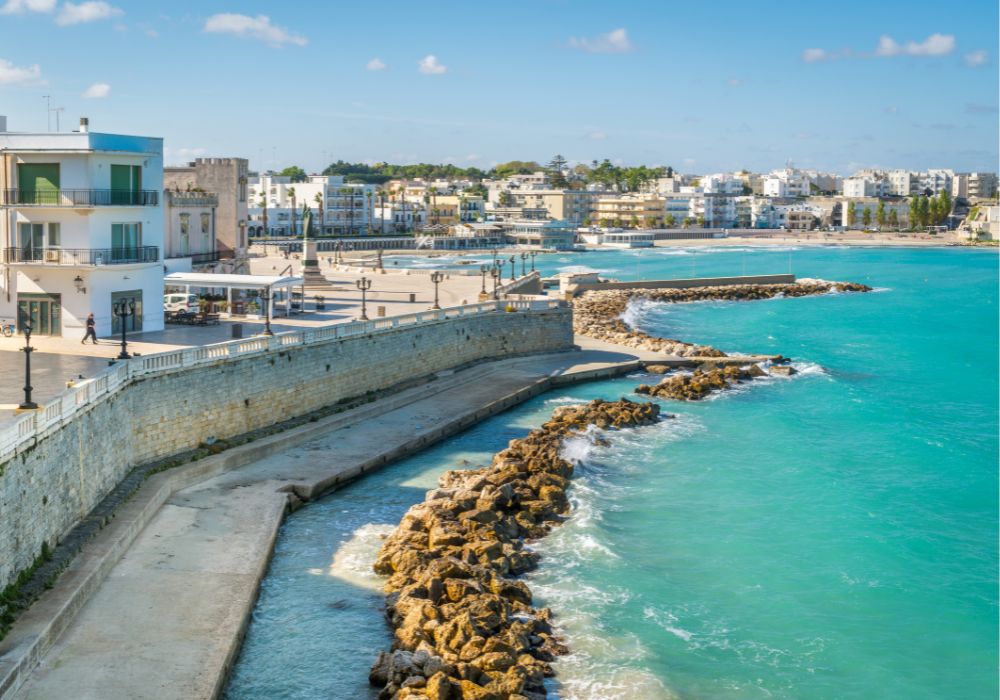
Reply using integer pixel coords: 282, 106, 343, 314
0, 308, 573, 593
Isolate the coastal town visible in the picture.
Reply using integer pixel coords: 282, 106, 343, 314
0, 3, 996, 700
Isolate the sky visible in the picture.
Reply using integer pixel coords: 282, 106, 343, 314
0, 0, 997, 175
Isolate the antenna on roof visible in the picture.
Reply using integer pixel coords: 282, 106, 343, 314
52, 107, 65, 132
43, 95, 52, 131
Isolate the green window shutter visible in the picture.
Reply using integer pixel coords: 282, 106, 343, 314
17, 164, 60, 204
111, 165, 141, 204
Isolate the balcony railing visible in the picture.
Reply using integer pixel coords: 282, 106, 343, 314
3, 246, 160, 265
1, 189, 159, 207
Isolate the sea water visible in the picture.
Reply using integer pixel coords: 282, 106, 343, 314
225, 247, 998, 700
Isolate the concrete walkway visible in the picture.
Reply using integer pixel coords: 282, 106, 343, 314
1, 342, 648, 700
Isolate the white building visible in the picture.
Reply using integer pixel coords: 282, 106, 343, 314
162, 190, 218, 271
0, 116, 164, 337
952, 172, 999, 200
701, 173, 744, 195
887, 169, 954, 197
374, 202, 427, 232
763, 167, 811, 198
248, 174, 377, 236
842, 177, 887, 198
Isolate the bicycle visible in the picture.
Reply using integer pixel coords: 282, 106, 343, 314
0, 319, 14, 337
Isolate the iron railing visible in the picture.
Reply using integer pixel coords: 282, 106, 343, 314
3, 246, 160, 265
1, 189, 159, 207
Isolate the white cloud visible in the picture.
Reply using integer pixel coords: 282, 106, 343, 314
586, 130, 607, 140
55, 1, 122, 26
964, 50, 988, 67
804, 33, 955, 63
418, 55, 447, 74
366, 57, 387, 71
875, 33, 954, 57
884, 105, 898, 114
0, 58, 43, 85
82, 81, 110, 98
569, 27, 633, 54
0, 0, 55, 14
203, 13, 307, 48
144, 28, 157, 38
726, 78, 743, 87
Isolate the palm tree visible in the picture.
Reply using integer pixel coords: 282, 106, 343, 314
314, 192, 324, 235
378, 188, 388, 235
258, 194, 268, 237
366, 190, 373, 236
287, 186, 297, 237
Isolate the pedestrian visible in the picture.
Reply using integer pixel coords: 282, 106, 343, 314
82, 313, 98, 344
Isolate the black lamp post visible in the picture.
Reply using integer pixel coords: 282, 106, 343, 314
114, 298, 136, 359
377, 248, 384, 271
508, 255, 516, 281
520, 252, 527, 276
479, 264, 489, 294
356, 276, 372, 320
260, 287, 274, 336
490, 264, 501, 300
19, 313, 36, 410
430, 271, 445, 309
529, 250, 538, 272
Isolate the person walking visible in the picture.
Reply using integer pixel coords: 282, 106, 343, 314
82, 313, 98, 344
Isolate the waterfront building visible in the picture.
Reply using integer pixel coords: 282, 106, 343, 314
248, 174, 377, 236
886, 169, 954, 197
701, 173, 745, 195
373, 202, 427, 232
763, 167, 811, 198
842, 176, 887, 198
952, 172, 998, 200
487, 205, 548, 221
504, 219, 577, 249
591, 195, 665, 228
162, 190, 219, 272
0, 116, 164, 336
499, 189, 596, 224
163, 158, 248, 265
424, 194, 485, 226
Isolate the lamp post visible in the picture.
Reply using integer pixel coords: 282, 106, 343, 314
260, 287, 274, 336
356, 276, 372, 320
18, 313, 36, 410
377, 247, 384, 271
479, 264, 489, 295
529, 250, 538, 272
114, 298, 136, 359
430, 270, 444, 310
508, 255, 516, 281
520, 252, 527, 276
490, 265, 501, 300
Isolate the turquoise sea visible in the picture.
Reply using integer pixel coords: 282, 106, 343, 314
225, 246, 998, 700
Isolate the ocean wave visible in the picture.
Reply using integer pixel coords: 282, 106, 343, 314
559, 265, 604, 274
325, 523, 396, 590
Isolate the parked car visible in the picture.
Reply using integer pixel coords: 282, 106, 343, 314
164, 293, 200, 313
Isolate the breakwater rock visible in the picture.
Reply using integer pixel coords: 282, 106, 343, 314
573, 280, 872, 356
370, 398, 662, 700
636, 364, 769, 401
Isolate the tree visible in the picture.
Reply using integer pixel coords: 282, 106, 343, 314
644, 216, 657, 229
888, 209, 899, 229
696, 214, 706, 228
279, 166, 308, 183
665, 166, 674, 178
546, 154, 569, 188
313, 192, 324, 235
665, 214, 676, 227
936, 188, 952, 225
493, 160, 541, 179
876, 200, 886, 228
287, 186, 297, 236
846, 204, 856, 227
630, 216, 640, 228
258, 194, 268, 237
862, 208, 872, 228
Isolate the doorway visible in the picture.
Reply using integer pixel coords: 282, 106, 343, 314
17, 293, 62, 335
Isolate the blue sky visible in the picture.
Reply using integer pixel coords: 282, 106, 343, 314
1, 0, 997, 174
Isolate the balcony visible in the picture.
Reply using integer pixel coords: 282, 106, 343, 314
3, 246, 160, 266
1, 189, 159, 207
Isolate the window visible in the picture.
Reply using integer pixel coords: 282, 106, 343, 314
47, 223, 60, 247
201, 213, 210, 234
111, 223, 141, 261
111, 165, 142, 204
179, 213, 190, 235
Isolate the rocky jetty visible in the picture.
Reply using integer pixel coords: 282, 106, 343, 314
636, 364, 768, 401
573, 280, 872, 356
370, 398, 662, 700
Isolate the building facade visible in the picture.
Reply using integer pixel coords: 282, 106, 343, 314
248, 174, 377, 236
0, 116, 164, 336
163, 157, 248, 263
162, 190, 218, 269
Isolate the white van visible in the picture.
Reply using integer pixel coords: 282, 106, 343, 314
164, 293, 200, 313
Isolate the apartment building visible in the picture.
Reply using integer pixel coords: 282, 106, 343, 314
952, 172, 998, 200
503, 189, 596, 224
373, 202, 427, 232
248, 174, 377, 236
842, 177, 887, 198
591, 195, 665, 228
163, 157, 248, 261
886, 169, 954, 197
763, 167, 811, 198
425, 194, 485, 226
0, 116, 164, 336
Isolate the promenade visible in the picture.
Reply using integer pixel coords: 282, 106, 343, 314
0, 339, 654, 700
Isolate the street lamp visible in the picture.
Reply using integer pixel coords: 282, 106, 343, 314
520, 252, 527, 276
479, 264, 489, 295
377, 247, 384, 271
430, 271, 445, 309
114, 298, 136, 359
529, 250, 538, 272
260, 287, 274, 336
490, 264, 501, 300
18, 313, 36, 410
508, 255, 516, 281
356, 276, 372, 320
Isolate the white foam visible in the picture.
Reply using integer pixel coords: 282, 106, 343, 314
325, 523, 396, 590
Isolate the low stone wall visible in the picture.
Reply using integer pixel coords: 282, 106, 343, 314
566, 273, 796, 296
0, 307, 573, 592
